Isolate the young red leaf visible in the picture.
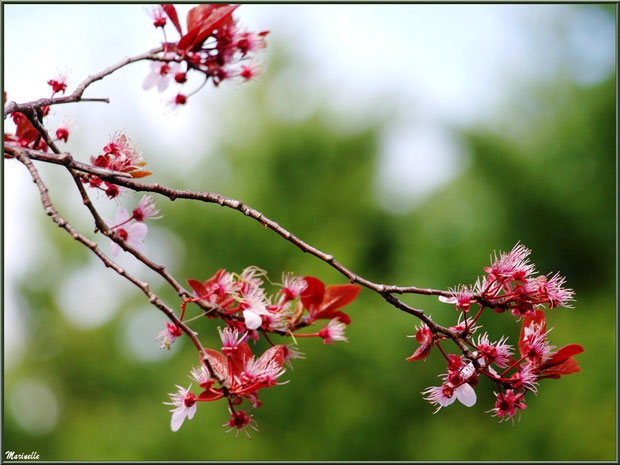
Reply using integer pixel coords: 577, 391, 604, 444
319, 284, 361, 313
187, 279, 207, 297
256, 344, 287, 368
197, 388, 224, 402
191, 5, 238, 50
546, 344, 584, 366
161, 4, 182, 36
129, 170, 153, 179
301, 276, 325, 312
15, 116, 39, 142
540, 357, 582, 378
313, 309, 352, 325
179, 4, 237, 52
406, 343, 432, 362
227, 342, 254, 378
186, 4, 219, 32
203, 349, 230, 383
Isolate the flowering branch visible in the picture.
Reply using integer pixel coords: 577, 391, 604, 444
3, 46, 164, 118
4, 3, 583, 434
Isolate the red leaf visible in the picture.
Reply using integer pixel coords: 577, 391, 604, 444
540, 357, 582, 378
192, 5, 238, 50
228, 342, 254, 378
179, 4, 237, 51
161, 4, 182, 36
256, 345, 287, 368
204, 349, 230, 383
187, 279, 207, 297
301, 276, 325, 312
406, 343, 432, 362
545, 344, 584, 367
518, 309, 547, 357
15, 116, 39, 142
319, 284, 361, 313
313, 309, 352, 325
197, 388, 224, 401
129, 170, 152, 179
186, 4, 219, 32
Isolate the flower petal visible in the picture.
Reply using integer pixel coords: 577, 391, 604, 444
170, 408, 187, 432
438, 296, 458, 304
455, 383, 477, 407
128, 222, 148, 240
243, 310, 263, 330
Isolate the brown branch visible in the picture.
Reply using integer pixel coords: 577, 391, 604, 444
14, 151, 206, 357
4, 46, 164, 118
6, 145, 483, 364
4, 146, 454, 301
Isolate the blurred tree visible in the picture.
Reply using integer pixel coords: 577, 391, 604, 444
5, 49, 615, 461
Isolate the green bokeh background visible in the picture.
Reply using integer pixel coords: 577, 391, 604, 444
4, 6, 616, 462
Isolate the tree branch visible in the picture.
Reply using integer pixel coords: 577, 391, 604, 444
4, 46, 164, 118
14, 151, 207, 357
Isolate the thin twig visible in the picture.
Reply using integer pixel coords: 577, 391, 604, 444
4, 46, 164, 118
14, 151, 206, 356
6, 145, 481, 362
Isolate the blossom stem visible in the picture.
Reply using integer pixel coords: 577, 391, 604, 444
471, 305, 486, 324
435, 341, 451, 362
501, 355, 528, 376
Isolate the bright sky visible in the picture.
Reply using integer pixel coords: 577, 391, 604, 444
3, 4, 615, 399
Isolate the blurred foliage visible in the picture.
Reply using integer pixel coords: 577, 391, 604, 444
5, 46, 616, 461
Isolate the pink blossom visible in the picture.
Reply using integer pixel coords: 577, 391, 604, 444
234, 30, 268, 55
224, 409, 258, 438
240, 286, 268, 330
523, 273, 575, 309
406, 323, 433, 361
449, 314, 481, 335
484, 243, 536, 283
240, 357, 286, 387
218, 326, 248, 354
239, 266, 266, 288
95, 132, 146, 175
47, 71, 69, 95
190, 365, 212, 389
156, 322, 183, 350
521, 323, 555, 365
279, 272, 307, 302
132, 195, 161, 221
55, 117, 76, 143
489, 389, 527, 422
476, 333, 513, 368
510, 362, 539, 394
108, 207, 148, 256
173, 93, 187, 105
164, 384, 197, 432
143, 61, 180, 93
239, 62, 262, 81
422, 382, 477, 413
145, 5, 167, 28
318, 318, 348, 344
441, 285, 475, 312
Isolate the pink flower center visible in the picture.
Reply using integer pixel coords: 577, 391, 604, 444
116, 228, 128, 241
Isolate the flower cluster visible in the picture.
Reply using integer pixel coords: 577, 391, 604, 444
183, 268, 360, 337
411, 243, 582, 422
165, 331, 291, 434
143, 4, 268, 106
162, 271, 360, 433
84, 131, 152, 199
105, 195, 161, 256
